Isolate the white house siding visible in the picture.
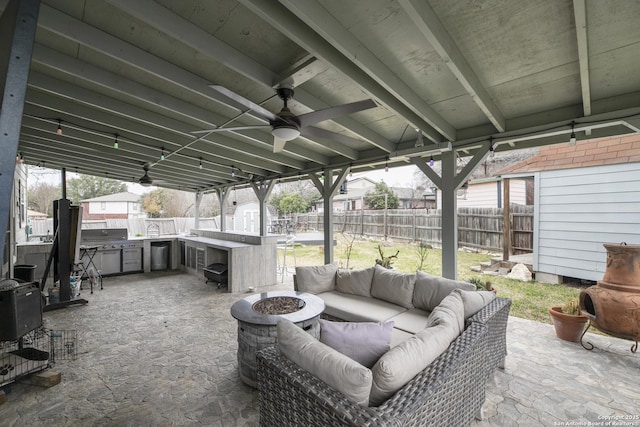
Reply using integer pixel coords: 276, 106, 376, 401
534, 162, 640, 282
436, 179, 527, 208
88, 200, 142, 218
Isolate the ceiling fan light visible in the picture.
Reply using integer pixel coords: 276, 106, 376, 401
271, 126, 300, 141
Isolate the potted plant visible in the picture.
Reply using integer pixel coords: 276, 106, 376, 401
549, 298, 588, 342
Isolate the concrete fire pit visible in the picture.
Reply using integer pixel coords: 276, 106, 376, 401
230, 291, 325, 387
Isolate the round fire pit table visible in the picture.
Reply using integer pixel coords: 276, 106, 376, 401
230, 290, 325, 387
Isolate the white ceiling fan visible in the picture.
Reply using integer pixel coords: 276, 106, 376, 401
192, 85, 377, 152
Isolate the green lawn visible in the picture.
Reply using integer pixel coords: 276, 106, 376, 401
290, 234, 584, 325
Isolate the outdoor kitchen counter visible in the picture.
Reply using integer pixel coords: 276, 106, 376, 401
177, 232, 278, 293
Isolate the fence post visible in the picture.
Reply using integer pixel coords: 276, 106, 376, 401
502, 178, 511, 261
412, 209, 417, 242
384, 194, 388, 240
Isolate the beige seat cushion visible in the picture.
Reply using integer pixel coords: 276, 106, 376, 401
412, 271, 476, 312
369, 292, 465, 406
336, 267, 375, 297
390, 327, 414, 348
295, 264, 338, 294
277, 319, 373, 406
387, 308, 431, 334
370, 265, 416, 309
317, 291, 408, 322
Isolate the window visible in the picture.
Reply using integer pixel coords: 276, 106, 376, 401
132, 203, 138, 212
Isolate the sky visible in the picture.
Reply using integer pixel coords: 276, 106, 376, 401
27, 163, 422, 195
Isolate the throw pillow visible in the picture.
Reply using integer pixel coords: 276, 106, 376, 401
454, 289, 496, 319
412, 271, 476, 311
336, 267, 375, 297
319, 319, 394, 368
295, 264, 338, 294
370, 265, 416, 309
277, 319, 373, 406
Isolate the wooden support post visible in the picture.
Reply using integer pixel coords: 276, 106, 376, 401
502, 178, 511, 261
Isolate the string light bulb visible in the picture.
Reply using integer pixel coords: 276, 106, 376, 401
384, 157, 389, 172
113, 134, 119, 149
429, 155, 434, 167
56, 119, 63, 135
231, 166, 235, 178
160, 147, 165, 161
569, 121, 577, 145
199, 157, 203, 169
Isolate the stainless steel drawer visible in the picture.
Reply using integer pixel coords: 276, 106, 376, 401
123, 259, 142, 272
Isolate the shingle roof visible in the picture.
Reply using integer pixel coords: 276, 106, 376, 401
499, 134, 640, 175
81, 192, 142, 203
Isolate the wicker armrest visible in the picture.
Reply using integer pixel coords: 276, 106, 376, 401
257, 322, 489, 427
468, 296, 511, 372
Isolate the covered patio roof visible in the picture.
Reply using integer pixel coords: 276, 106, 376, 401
2, 0, 640, 276
3, 0, 640, 191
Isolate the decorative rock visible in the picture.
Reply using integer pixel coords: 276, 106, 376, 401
506, 263, 532, 281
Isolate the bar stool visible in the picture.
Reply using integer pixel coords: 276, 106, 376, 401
277, 234, 297, 282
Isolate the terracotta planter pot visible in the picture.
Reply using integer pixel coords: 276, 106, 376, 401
549, 307, 588, 342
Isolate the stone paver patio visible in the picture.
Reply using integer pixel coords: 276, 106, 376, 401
0, 271, 638, 426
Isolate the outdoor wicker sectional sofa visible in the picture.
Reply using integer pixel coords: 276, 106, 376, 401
256, 264, 511, 426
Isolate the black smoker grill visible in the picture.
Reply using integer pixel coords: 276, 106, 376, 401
204, 263, 228, 289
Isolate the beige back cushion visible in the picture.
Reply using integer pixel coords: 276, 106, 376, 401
277, 319, 373, 406
370, 265, 416, 309
412, 271, 476, 311
454, 289, 496, 319
336, 267, 375, 297
294, 264, 338, 294
369, 291, 465, 406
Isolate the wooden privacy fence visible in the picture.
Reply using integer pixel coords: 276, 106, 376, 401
293, 204, 533, 253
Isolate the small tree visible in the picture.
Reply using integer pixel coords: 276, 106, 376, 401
28, 182, 61, 216
66, 175, 127, 204
141, 189, 166, 218
364, 181, 399, 209
279, 193, 309, 214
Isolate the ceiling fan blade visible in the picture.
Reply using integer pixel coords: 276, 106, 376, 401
273, 137, 287, 153
191, 125, 270, 135
297, 99, 377, 127
209, 85, 277, 122
302, 126, 367, 146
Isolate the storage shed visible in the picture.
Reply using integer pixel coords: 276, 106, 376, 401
500, 134, 640, 283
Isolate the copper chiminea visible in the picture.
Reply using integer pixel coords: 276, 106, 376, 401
580, 243, 640, 353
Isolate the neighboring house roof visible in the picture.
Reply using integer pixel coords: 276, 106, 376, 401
498, 134, 640, 175
81, 191, 141, 203
27, 210, 47, 217
318, 181, 425, 203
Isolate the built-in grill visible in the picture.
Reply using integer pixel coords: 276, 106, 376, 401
80, 228, 143, 276
580, 243, 640, 353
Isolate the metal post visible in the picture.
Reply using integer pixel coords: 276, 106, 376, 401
0, 0, 40, 267
216, 188, 229, 231
440, 150, 458, 279
194, 191, 202, 229
61, 168, 67, 200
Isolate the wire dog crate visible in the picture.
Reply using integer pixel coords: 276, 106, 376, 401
0, 328, 77, 387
